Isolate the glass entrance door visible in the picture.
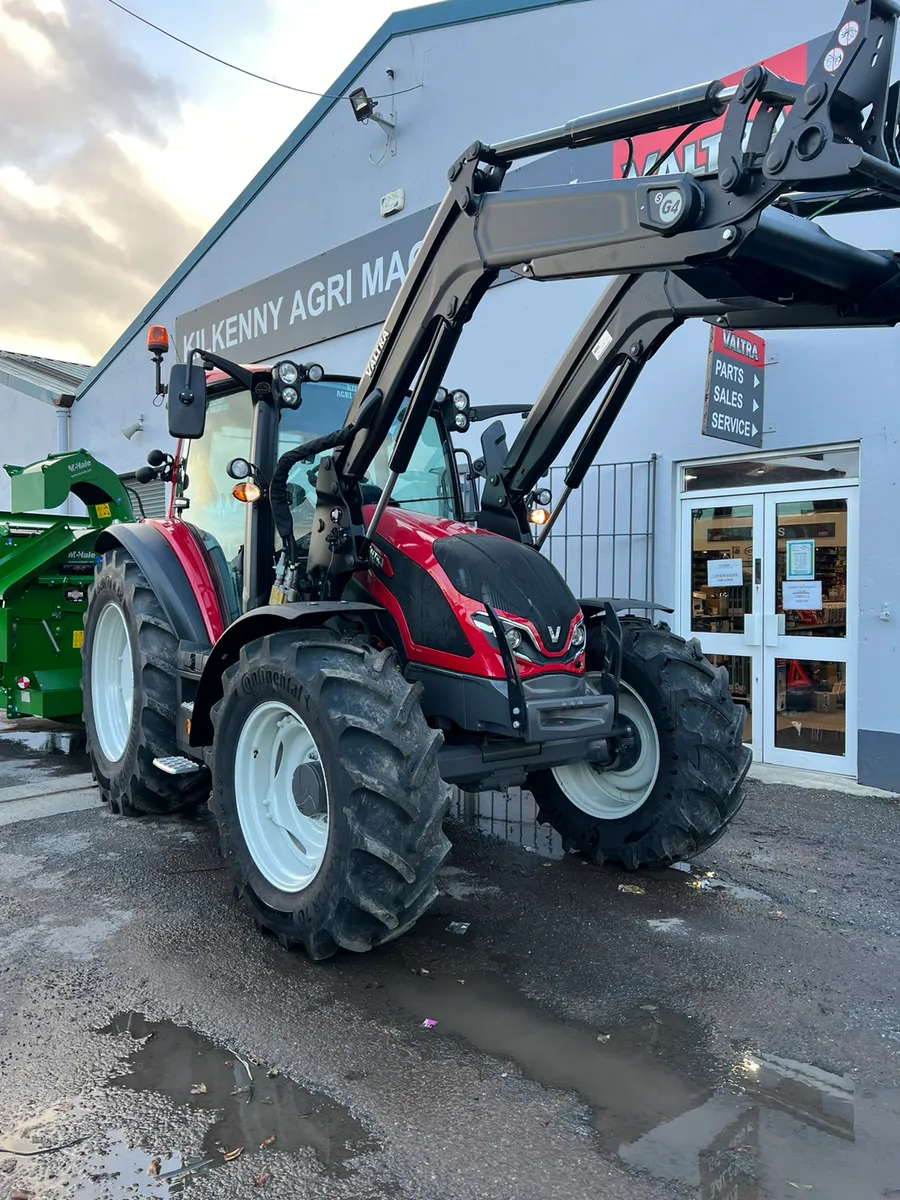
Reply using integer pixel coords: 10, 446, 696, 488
681, 499, 763, 760
762, 489, 858, 775
681, 486, 858, 775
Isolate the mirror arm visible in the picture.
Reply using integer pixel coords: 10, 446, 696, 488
194, 351, 256, 392
468, 403, 532, 422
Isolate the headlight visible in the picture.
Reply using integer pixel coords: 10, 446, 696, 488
305, 363, 324, 382
281, 386, 299, 407
454, 412, 469, 430
505, 627, 522, 651
572, 622, 585, 648
277, 361, 299, 384
452, 390, 469, 411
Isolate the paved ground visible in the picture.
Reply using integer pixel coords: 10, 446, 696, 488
0, 736, 899, 1199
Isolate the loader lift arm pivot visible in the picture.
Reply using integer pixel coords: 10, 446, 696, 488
323, 0, 900, 581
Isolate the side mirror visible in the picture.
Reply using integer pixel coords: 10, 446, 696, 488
479, 420, 509, 481
167, 363, 207, 439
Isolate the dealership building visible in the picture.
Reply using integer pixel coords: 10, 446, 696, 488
11, 0, 898, 789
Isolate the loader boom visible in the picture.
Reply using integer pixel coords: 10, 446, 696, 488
329, 0, 900, 567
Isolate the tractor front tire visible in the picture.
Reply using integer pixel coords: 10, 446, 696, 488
529, 618, 751, 869
209, 628, 451, 960
82, 548, 210, 817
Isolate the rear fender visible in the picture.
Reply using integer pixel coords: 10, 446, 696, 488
189, 601, 383, 746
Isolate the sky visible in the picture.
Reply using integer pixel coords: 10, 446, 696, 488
0, 0, 422, 365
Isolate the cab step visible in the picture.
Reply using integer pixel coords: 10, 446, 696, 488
153, 755, 202, 776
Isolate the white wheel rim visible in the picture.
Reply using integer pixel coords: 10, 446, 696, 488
91, 602, 135, 763
551, 679, 660, 819
234, 701, 329, 893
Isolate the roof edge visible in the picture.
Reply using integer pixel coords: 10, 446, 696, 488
76, 0, 588, 402
0, 369, 57, 405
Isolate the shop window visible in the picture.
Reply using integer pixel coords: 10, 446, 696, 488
690, 505, 753, 635
775, 660, 846, 757
682, 448, 859, 493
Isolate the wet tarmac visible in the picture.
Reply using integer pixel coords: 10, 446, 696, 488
0, 769, 899, 1198
0, 719, 89, 790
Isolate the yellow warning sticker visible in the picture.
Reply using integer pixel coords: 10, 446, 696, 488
95, 503, 111, 519
73, 629, 84, 648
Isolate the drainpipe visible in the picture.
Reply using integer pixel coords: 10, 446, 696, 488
54, 393, 75, 514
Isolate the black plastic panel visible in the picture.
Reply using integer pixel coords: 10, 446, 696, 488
433, 533, 579, 649
372, 534, 474, 659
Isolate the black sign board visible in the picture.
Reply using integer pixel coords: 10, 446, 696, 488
703, 326, 765, 448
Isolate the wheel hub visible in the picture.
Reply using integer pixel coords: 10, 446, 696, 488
292, 762, 327, 818
549, 679, 660, 820
610, 718, 642, 772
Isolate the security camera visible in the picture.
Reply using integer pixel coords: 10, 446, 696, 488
121, 417, 144, 441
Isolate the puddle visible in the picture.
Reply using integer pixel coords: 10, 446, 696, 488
0, 730, 91, 785
623, 1050, 900, 1198
0, 727, 86, 757
381, 970, 717, 1147
97, 1013, 377, 1176
0, 1012, 382, 1195
701, 878, 772, 903
452, 786, 565, 858
375, 970, 900, 1198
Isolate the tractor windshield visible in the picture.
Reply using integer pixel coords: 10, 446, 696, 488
182, 380, 457, 603
288, 381, 457, 540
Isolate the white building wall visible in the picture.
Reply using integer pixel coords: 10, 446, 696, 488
0, 383, 59, 510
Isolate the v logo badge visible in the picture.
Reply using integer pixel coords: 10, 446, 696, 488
548, 625, 561, 643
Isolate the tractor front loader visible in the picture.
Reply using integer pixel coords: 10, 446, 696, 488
83, 0, 900, 958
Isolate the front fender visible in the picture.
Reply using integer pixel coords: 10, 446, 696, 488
580, 597, 674, 620
189, 601, 383, 746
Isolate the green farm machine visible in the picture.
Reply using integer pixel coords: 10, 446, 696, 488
0, 450, 133, 723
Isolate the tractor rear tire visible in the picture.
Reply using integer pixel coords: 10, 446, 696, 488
209, 628, 452, 960
82, 548, 211, 817
529, 618, 751, 869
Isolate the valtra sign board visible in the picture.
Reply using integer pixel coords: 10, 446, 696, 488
703, 326, 766, 449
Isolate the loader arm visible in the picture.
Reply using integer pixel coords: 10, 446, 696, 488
328, 0, 900, 573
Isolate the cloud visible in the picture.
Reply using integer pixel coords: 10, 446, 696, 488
0, 0, 204, 360
0, 0, 426, 363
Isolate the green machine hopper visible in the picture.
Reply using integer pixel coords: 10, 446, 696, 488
0, 450, 135, 722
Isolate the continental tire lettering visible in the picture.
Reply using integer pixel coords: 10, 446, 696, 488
365, 327, 390, 377
241, 668, 303, 701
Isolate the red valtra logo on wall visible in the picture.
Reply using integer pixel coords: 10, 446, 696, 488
612, 44, 809, 179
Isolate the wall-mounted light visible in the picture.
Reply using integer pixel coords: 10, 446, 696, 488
349, 70, 398, 164
348, 86, 395, 132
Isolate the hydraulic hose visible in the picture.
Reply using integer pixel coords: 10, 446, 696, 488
268, 389, 384, 560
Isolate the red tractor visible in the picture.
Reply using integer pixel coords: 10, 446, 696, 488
83, 0, 900, 957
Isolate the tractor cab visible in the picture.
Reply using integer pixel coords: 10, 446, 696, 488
169, 369, 462, 618
140, 334, 534, 619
